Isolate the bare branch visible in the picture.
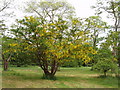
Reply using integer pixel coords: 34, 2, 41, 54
0, 0, 11, 12
32, 8, 44, 19
7, 53, 12, 62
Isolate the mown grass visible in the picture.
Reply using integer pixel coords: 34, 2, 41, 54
0, 67, 2, 89
2, 66, 118, 88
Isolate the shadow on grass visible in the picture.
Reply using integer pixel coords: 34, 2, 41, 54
57, 74, 118, 88
2, 69, 118, 84
2, 70, 82, 81
2, 69, 118, 88
96, 75, 117, 78
2, 70, 42, 80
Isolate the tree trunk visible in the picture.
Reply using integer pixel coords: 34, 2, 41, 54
42, 60, 58, 79
118, 40, 120, 67
2, 54, 11, 71
37, 59, 58, 79
43, 68, 55, 79
36, 50, 58, 79
4, 59, 8, 71
104, 70, 107, 77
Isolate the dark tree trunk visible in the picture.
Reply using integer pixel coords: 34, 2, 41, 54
118, 41, 120, 68
104, 70, 107, 77
37, 58, 58, 79
42, 60, 58, 79
4, 60, 8, 71
42, 65, 57, 79
43, 69, 51, 76
2, 54, 11, 71
36, 50, 58, 79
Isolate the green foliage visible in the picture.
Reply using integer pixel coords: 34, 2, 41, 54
2, 36, 35, 67
91, 46, 114, 64
10, 12, 96, 77
61, 59, 83, 67
61, 61, 78, 67
92, 46, 118, 76
2, 0, 118, 81
2, 36, 16, 60
98, 47, 113, 59
92, 0, 119, 66
93, 58, 117, 77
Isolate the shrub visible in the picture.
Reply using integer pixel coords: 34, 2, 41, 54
93, 58, 117, 77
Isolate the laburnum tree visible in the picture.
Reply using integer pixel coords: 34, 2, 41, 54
2, 34, 37, 70
0, 0, 15, 71
10, 15, 97, 79
2, 26, 34, 70
2, 36, 18, 71
4, 0, 97, 79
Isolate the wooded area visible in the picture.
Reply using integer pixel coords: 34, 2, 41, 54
0, 0, 120, 88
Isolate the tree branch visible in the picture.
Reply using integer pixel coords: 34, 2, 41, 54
0, 1, 11, 12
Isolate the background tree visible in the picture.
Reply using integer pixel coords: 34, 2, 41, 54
75, 16, 109, 67
93, 58, 117, 77
2, 36, 17, 71
84, 16, 108, 48
0, 0, 12, 13
0, 0, 15, 71
25, 0, 75, 22
92, 0, 120, 66
93, 45, 118, 77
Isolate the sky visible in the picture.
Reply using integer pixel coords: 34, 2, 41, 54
3, 0, 113, 27
66, 0, 96, 18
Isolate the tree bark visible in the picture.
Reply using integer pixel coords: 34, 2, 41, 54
118, 41, 120, 67
36, 48, 58, 79
104, 70, 107, 77
2, 54, 12, 71
42, 60, 58, 79
4, 60, 8, 71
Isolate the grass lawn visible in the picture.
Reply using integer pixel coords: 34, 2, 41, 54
0, 67, 2, 89
2, 66, 118, 88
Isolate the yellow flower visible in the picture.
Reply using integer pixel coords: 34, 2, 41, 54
41, 34, 44, 36
10, 43, 18, 47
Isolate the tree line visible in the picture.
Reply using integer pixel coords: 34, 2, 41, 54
1, 0, 120, 79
